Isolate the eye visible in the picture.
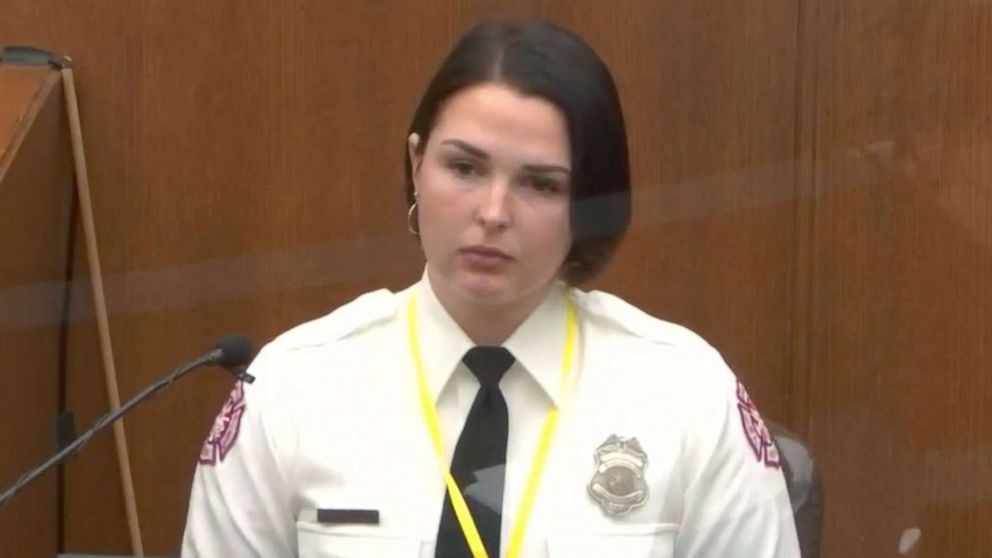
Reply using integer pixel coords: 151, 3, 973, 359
527, 175, 562, 193
448, 160, 479, 177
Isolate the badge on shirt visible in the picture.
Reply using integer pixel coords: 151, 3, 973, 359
587, 435, 649, 516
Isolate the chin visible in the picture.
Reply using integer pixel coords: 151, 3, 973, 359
454, 276, 517, 306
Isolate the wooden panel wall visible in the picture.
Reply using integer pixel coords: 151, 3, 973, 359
1, 1, 989, 557
800, 1, 992, 556
0, 66, 74, 558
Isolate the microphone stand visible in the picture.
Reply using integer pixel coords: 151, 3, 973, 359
0, 351, 253, 509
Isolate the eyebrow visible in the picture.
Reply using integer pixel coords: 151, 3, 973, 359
440, 139, 572, 175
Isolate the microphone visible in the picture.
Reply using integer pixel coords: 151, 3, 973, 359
205, 333, 256, 383
0, 333, 254, 509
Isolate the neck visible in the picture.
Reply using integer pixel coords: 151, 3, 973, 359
427, 269, 555, 346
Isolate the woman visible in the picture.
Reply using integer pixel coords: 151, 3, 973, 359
182, 19, 800, 558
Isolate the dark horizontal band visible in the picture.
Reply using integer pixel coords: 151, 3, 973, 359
317, 508, 380, 525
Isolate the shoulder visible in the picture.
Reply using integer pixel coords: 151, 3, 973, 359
246, 287, 404, 375
265, 287, 403, 353
569, 287, 735, 394
242, 287, 407, 398
571, 288, 716, 352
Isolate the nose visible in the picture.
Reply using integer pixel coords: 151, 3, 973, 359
476, 179, 512, 230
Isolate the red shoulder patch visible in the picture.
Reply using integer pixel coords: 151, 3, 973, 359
736, 380, 781, 469
199, 381, 247, 466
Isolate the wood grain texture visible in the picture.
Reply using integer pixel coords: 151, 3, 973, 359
801, 0, 992, 555
1, 1, 801, 554
0, 66, 73, 558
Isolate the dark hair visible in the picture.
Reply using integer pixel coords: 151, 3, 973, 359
404, 19, 631, 285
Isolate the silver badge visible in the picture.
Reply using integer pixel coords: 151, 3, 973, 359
587, 435, 649, 516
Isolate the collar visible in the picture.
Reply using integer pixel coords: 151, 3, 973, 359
412, 268, 571, 407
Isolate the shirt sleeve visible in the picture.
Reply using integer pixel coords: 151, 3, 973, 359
673, 355, 801, 558
181, 347, 299, 558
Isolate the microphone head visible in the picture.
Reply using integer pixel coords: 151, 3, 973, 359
213, 333, 253, 369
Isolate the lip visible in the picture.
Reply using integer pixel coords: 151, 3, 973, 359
460, 245, 513, 260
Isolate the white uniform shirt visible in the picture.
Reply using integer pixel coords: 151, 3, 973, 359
182, 274, 800, 557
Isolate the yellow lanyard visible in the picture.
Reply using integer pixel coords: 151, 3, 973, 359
407, 292, 577, 558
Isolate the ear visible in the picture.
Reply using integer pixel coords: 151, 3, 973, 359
407, 133, 422, 176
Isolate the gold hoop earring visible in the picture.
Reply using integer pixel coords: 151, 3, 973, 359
407, 201, 419, 236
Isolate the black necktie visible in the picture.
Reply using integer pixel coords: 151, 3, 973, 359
435, 346, 515, 558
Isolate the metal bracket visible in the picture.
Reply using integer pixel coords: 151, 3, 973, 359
0, 45, 71, 68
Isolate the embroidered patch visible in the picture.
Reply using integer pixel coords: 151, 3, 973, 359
736, 380, 781, 469
199, 381, 247, 466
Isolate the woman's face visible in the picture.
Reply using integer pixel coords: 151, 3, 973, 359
409, 82, 573, 309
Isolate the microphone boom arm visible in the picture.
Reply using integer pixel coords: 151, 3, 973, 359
0, 347, 251, 509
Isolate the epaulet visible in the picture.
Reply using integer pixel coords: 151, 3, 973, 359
571, 289, 714, 350
268, 289, 400, 351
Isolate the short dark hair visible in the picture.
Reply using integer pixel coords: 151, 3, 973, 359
404, 19, 631, 285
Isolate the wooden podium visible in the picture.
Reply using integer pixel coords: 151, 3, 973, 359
0, 62, 75, 557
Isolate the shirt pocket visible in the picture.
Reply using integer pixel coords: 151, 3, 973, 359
546, 523, 679, 558
296, 520, 421, 558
